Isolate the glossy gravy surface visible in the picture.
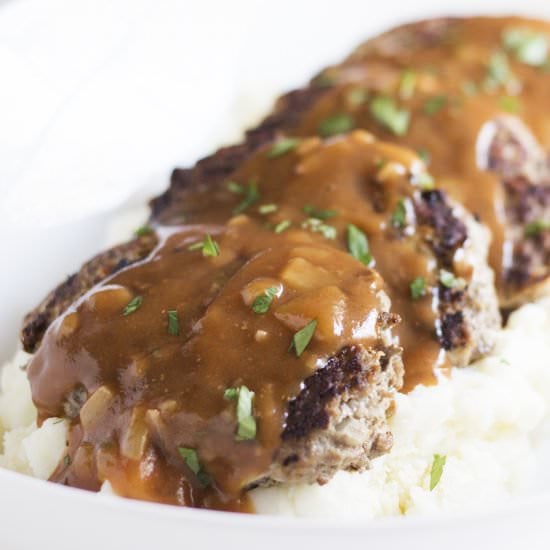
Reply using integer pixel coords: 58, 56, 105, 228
301, 17, 550, 296
28, 215, 390, 510
154, 132, 474, 389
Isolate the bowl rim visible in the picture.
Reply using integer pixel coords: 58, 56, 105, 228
2, 465, 549, 531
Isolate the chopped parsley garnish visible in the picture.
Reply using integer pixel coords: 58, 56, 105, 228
429, 453, 447, 490
347, 224, 372, 266
229, 180, 260, 214
167, 310, 179, 335
64, 455, 71, 467
188, 234, 220, 257
370, 96, 410, 136
503, 27, 549, 66
484, 51, 512, 90
439, 269, 465, 289
415, 172, 436, 190
252, 286, 279, 314
499, 95, 521, 113
391, 199, 407, 228
399, 69, 417, 99
178, 447, 200, 474
302, 218, 337, 240
417, 148, 431, 165
318, 113, 354, 137
274, 219, 292, 234
178, 447, 210, 486
134, 225, 153, 237
289, 319, 317, 357
461, 80, 478, 96
410, 277, 427, 299
302, 204, 338, 220
259, 203, 278, 215
122, 296, 143, 316
227, 181, 244, 194
224, 385, 257, 440
268, 138, 300, 158
423, 95, 447, 115
347, 87, 369, 106
525, 219, 550, 237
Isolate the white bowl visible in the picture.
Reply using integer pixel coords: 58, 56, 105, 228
1, 1, 550, 548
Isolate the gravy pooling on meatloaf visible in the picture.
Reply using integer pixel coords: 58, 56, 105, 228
280, 16, 550, 304
26, 131, 499, 510
148, 131, 499, 389
27, 220, 402, 511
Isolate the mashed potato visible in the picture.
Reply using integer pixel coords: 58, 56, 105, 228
2, 296, 550, 518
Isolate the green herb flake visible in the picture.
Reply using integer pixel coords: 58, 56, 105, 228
302, 218, 337, 240
63, 455, 71, 467
503, 27, 549, 66
430, 453, 447, 490
525, 219, 550, 237
347, 224, 373, 266
290, 319, 318, 358
274, 220, 292, 234
122, 296, 143, 316
370, 96, 410, 136
178, 447, 201, 475
439, 269, 460, 289
391, 199, 407, 228
318, 113, 354, 138
223, 388, 239, 400
232, 181, 260, 214
347, 87, 369, 106
399, 69, 417, 99
302, 204, 338, 220
188, 234, 220, 257
177, 454, 208, 486
423, 95, 447, 115
415, 172, 436, 190
134, 225, 153, 237
252, 286, 279, 314
224, 385, 257, 441
259, 203, 278, 215
167, 310, 179, 336
268, 138, 300, 158
410, 277, 427, 300
484, 51, 512, 90
227, 181, 244, 194
417, 148, 431, 165
499, 95, 521, 113
461, 80, 478, 96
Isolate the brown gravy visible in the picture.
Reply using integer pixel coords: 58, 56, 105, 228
26, 16, 550, 512
27, 132, 468, 509
28, 214, 392, 510
299, 17, 550, 297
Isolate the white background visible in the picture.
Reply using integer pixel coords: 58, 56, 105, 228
1, 2, 550, 548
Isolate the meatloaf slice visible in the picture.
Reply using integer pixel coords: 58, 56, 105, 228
21, 232, 159, 353
264, 343, 402, 486
21, 132, 500, 375
477, 116, 550, 307
154, 16, 550, 309
28, 223, 404, 503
